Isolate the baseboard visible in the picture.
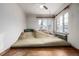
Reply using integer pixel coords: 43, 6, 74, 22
68, 42, 79, 50
0, 48, 10, 56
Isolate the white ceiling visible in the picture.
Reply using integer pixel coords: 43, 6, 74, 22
19, 3, 70, 17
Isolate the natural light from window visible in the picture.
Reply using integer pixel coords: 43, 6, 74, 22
56, 12, 69, 33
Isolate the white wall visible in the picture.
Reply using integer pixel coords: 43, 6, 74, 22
0, 4, 27, 53
68, 4, 79, 49
26, 15, 40, 30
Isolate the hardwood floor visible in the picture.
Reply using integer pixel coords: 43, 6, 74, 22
3, 46, 79, 56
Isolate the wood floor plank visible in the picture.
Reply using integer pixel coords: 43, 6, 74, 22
3, 47, 79, 56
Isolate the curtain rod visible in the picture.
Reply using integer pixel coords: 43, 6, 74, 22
36, 17, 54, 18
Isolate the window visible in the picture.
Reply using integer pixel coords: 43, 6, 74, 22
42, 20, 48, 30
38, 18, 54, 33
56, 12, 69, 33
47, 20, 53, 33
57, 15, 63, 33
64, 12, 69, 33
38, 19, 42, 25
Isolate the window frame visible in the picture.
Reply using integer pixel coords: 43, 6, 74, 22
38, 18, 54, 33
56, 12, 69, 34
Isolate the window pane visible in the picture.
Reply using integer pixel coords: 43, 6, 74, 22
38, 19, 42, 25
42, 20, 48, 30
38, 18, 54, 34
47, 19, 53, 33
64, 12, 69, 33
57, 15, 63, 33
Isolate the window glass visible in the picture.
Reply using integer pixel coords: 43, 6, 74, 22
56, 12, 69, 33
38, 18, 53, 33
47, 20, 53, 33
64, 12, 69, 33
42, 19, 48, 30
38, 19, 42, 25
57, 15, 63, 33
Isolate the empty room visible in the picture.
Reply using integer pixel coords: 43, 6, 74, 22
0, 3, 79, 56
